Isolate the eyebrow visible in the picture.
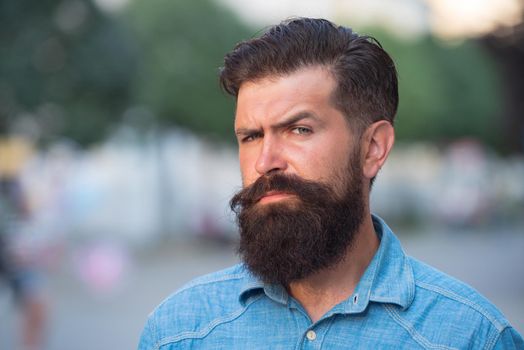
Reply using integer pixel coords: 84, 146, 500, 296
235, 111, 320, 136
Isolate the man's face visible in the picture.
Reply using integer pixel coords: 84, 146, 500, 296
231, 66, 366, 285
235, 66, 358, 196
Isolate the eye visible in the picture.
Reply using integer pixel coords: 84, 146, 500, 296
291, 126, 312, 135
241, 132, 263, 143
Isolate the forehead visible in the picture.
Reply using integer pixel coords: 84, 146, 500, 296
234, 66, 339, 127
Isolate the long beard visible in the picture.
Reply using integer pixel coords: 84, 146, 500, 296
230, 157, 365, 285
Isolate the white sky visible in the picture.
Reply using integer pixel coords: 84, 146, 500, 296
216, 0, 523, 40
426, 0, 523, 38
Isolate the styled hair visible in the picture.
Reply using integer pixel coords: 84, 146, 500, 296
219, 17, 398, 130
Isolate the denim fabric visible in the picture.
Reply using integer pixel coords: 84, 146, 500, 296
138, 215, 524, 349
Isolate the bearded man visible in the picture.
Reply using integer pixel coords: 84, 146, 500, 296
138, 18, 523, 349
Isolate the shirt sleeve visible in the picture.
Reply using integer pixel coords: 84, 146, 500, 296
490, 326, 524, 350
137, 316, 158, 350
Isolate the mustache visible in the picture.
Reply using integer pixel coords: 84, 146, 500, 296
230, 173, 331, 213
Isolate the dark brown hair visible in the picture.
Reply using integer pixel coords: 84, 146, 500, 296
219, 17, 398, 130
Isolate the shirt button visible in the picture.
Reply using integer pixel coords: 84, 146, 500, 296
306, 330, 317, 341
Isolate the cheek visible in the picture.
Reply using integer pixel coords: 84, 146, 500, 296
238, 149, 257, 186
290, 140, 351, 181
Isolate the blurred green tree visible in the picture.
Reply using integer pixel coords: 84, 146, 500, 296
124, 0, 251, 140
371, 31, 503, 150
483, 19, 524, 154
0, 0, 136, 145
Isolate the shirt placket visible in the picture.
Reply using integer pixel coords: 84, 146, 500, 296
288, 298, 337, 350
297, 315, 336, 350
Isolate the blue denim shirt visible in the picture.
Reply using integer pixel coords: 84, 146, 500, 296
138, 215, 523, 349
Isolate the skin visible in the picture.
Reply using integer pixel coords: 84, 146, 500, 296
234, 65, 395, 322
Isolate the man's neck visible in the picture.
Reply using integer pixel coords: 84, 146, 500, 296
287, 215, 379, 323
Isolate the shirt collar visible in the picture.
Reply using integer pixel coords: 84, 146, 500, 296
238, 267, 288, 306
238, 214, 415, 312
343, 214, 415, 313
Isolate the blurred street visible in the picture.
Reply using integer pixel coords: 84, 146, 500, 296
2, 225, 523, 350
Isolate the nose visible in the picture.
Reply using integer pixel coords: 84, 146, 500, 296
254, 136, 287, 175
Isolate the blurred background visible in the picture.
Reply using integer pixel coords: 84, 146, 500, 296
0, 0, 523, 349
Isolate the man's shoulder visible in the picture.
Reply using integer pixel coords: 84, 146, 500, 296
145, 264, 254, 337
408, 256, 510, 332
173, 263, 249, 295
153, 263, 249, 313
139, 264, 259, 349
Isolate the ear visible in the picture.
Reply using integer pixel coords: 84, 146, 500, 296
361, 121, 395, 181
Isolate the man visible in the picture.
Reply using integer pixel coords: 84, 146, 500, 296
139, 18, 523, 349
